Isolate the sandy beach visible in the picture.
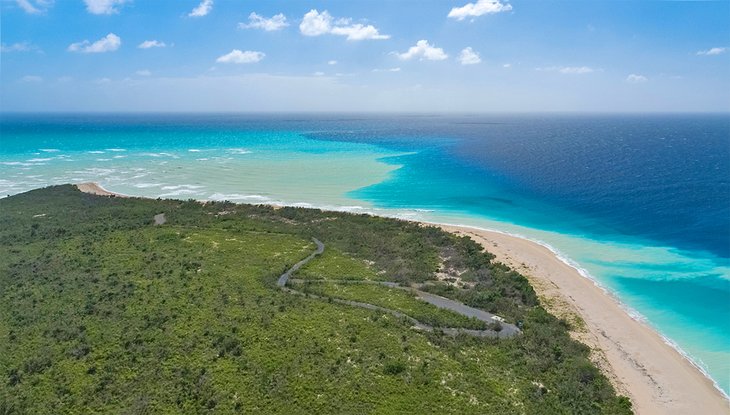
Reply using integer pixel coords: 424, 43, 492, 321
76, 182, 127, 197
440, 224, 729, 415
74, 182, 728, 414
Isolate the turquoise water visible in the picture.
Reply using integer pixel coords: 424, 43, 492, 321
1, 114, 728, 396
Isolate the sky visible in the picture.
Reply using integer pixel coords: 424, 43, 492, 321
1, 0, 729, 112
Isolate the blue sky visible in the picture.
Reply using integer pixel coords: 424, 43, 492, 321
1, 0, 728, 112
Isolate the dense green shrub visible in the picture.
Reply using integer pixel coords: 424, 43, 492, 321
0, 186, 631, 414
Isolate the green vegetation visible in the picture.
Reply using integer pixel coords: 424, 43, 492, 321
0, 185, 632, 414
297, 248, 386, 281
290, 281, 487, 330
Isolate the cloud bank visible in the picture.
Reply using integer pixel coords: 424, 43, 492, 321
696, 47, 726, 56
189, 0, 212, 17
15, 0, 52, 14
83, 0, 127, 15
239, 13, 289, 31
626, 74, 647, 83
68, 33, 121, 53
300, 9, 389, 40
395, 40, 448, 61
458, 47, 481, 65
448, 0, 512, 21
216, 49, 265, 64
138, 40, 166, 49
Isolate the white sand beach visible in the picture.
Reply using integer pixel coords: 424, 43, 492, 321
440, 225, 729, 415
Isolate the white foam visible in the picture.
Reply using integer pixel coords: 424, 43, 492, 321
1, 161, 46, 166
208, 192, 271, 202
161, 184, 204, 190
105, 148, 126, 152
132, 183, 162, 188
227, 148, 252, 155
72, 167, 116, 176
26, 158, 53, 162
158, 189, 201, 197
140, 152, 177, 158
87, 151, 105, 154
39, 148, 60, 152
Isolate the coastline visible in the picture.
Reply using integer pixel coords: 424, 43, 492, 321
75, 182, 729, 414
75, 182, 128, 198
439, 224, 729, 415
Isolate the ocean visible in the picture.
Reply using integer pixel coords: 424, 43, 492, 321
1, 113, 728, 395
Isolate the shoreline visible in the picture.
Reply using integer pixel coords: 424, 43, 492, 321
75, 182, 128, 197
75, 182, 729, 414
438, 224, 729, 415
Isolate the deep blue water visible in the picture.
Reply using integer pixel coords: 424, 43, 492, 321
308, 114, 730, 259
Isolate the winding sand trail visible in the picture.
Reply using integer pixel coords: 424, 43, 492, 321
440, 225, 730, 415
277, 238, 519, 338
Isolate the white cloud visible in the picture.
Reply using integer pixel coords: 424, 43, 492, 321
313, 71, 325, 76
136, 70, 152, 76
138, 40, 167, 49
216, 49, 265, 64
373, 67, 401, 73
300, 9, 332, 36
328, 60, 338, 65
300, 9, 389, 40
458, 47, 481, 65
331, 24, 389, 40
626, 74, 647, 83
538, 66, 596, 74
395, 40, 448, 61
189, 0, 212, 17
503, 63, 512, 68
94, 77, 112, 84
1, 42, 37, 52
83, 0, 127, 15
15, 0, 52, 14
559, 66, 594, 74
448, 0, 512, 21
696, 47, 727, 56
68, 33, 121, 53
20, 75, 43, 82
239, 12, 288, 31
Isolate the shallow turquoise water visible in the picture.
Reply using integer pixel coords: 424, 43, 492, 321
1, 114, 728, 395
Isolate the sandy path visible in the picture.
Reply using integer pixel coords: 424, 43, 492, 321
440, 225, 729, 415
278, 239, 516, 338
